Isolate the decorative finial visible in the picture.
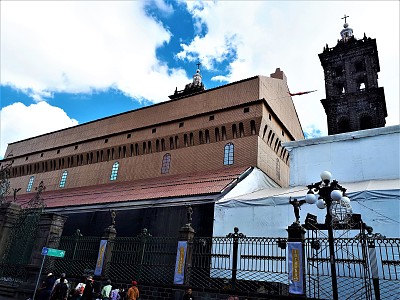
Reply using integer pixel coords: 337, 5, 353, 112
341, 14, 349, 24
13, 187, 21, 201
226, 227, 246, 238
289, 197, 306, 224
186, 204, 193, 225
110, 210, 116, 227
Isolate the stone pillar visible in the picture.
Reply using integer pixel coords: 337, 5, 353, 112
98, 225, 116, 279
287, 223, 306, 297
178, 224, 195, 286
25, 213, 68, 286
0, 201, 21, 260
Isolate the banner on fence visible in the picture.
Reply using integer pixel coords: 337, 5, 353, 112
94, 239, 107, 276
288, 242, 304, 295
173, 241, 188, 284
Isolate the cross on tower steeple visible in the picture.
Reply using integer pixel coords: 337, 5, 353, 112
341, 14, 349, 23
196, 62, 201, 70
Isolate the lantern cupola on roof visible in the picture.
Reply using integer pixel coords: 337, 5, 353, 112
169, 63, 206, 99
339, 14, 354, 42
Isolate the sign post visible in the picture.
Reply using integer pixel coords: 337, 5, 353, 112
33, 247, 66, 300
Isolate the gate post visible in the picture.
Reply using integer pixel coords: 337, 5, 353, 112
0, 202, 21, 260
367, 239, 381, 300
95, 211, 117, 279
287, 222, 306, 297
175, 205, 195, 286
226, 227, 246, 291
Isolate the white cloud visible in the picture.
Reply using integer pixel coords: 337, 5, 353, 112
178, 1, 400, 136
0, 1, 189, 103
0, 0, 398, 146
0, 102, 78, 158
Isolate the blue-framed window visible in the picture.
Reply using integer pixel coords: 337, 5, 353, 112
59, 170, 68, 188
110, 162, 119, 181
161, 153, 171, 174
224, 143, 234, 165
27, 176, 35, 192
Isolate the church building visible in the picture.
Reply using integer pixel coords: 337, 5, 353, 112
1, 67, 304, 237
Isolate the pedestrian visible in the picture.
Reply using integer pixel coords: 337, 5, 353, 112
50, 274, 69, 300
81, 276, 94, 300
118, 287, 126, 300
101, 279, 112, 300
71, 278, 86, 300
126, 281, 139, 300
110, 286, 121, 300
52, 273, 69, 292
182, 287, 194, 300
37, 273, 56, 300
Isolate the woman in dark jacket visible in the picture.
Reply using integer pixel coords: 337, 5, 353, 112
81, 277, 94, 300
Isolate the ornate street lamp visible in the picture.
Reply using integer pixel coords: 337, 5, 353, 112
305, 171, 352, 300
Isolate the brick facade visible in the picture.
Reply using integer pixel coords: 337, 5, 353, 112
2, 71, 303, 198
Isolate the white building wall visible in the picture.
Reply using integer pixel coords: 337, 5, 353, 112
283, 125, 400, 186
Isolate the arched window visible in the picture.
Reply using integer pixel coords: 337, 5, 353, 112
360, 114, 373, 130
110, 162, 119, 181
199, 131, 204, 144
59, 170, 68, 188
175, 136, 179, 148
135, 144, 139, 155
184, 134, 188, 147
232, 124, 237, 138
215, 128, 220, 142
170, 137, 174, 149
148, 141, 152, 153
224, 143, 234, 165
161, 139, 166, 151
143, 142, 147, 154
161, 153, 171, 174
276, 158, 280, 180
156, 139, 160, 152
205, 130, 210, 143
189, 133, 194, 146
251, 120, 256, 135
222, 126, 227, 140
239, 123, 244, 137
337, 117, 350, 134
27, 176, 35, 192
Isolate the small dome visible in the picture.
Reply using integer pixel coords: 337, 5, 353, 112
340, 22, 354, 42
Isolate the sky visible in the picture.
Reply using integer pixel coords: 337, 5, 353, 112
1, 1, 399, 159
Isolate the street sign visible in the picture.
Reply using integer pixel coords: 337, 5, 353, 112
41, 247, 65, 258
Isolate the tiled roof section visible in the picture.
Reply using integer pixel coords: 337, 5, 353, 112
12, 167, 250, 208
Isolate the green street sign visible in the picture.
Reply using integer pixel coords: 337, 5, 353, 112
42, 247, 65, 258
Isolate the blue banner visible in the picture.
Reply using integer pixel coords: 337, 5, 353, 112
173, 241, 188, 284
288, 242, 304, 295
94, 240, 107, 276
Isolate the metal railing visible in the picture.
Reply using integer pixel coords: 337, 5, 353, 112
37, 234, 399, 299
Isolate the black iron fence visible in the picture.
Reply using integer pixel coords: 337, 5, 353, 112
40, 234, 399, 299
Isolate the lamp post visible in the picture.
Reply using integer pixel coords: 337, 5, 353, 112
305, 171, 351, 300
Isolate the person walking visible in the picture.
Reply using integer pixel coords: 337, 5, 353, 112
101, 280, 112, 300
182, 288, 194, 300
50, 274, 69, 300
81, 276, 94, 300
126, 281, 139, 300
37, 273, 56, 300
52, 273, 69, 291
110, 286, 121, 300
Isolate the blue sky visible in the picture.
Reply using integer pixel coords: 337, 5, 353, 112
1, 1, 399, 159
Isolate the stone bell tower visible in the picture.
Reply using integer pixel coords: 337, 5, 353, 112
319, 15, 387, 135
